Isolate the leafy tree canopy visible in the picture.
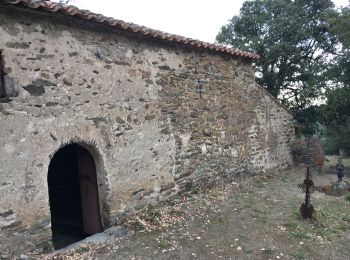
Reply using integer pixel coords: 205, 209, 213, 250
321, 7, 350, 153
327, 7, 350, 87
216, 0, 339, 134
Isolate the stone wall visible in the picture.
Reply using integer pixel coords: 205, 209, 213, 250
0, 6, 294, 254
291, 136, 324, 173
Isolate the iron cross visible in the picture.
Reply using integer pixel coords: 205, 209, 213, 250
297, 166, 322, 219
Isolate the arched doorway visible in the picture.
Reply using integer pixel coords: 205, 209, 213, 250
48, 144, 103, 249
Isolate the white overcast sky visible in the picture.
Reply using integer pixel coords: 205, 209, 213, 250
60, 0, 349, 43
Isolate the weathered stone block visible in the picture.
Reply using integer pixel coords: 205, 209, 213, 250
3, 75, 20, 97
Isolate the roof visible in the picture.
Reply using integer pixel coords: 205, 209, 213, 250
2, 0, 260, 61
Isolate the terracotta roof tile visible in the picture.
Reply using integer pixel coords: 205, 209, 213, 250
3, 0, 260, 60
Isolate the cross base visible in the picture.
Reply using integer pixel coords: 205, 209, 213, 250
300, 202, 314, 219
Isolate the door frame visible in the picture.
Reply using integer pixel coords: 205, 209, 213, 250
48, 142, 107, 235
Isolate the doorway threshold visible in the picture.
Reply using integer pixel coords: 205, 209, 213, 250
53, 226, 128, 254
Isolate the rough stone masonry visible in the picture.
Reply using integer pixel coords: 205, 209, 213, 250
0, 0, 294, 255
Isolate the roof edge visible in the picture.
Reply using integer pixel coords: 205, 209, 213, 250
2, 0, 260, 61
255, 83, 293, 116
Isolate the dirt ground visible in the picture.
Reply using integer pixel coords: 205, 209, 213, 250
30, 166, 350, 260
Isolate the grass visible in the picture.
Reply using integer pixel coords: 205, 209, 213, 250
245, 249, 253, 255
324, 156, 350, 167
128, 219, 145, 231
238, 234, 249, 240
345, 193, 350, 202
285, 221, 309, 240
169, 208, 185, 217
254, 180, 266, 188
284, 198, 350, 241
314, 227, 328, 238
158, 236, 171, 249
291, 207, 302, 219
262, 248, 274, 256
292, 251, 307, 260
285, 221, 298, 230
337, 223, 349, 232
144, 207, 162, 224
281, 175, 290, 182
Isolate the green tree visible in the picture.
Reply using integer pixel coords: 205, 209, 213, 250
216, 0, 337, 134
322, 7, 350, 153
328, 7, 350, 87
321, 87, 350, 154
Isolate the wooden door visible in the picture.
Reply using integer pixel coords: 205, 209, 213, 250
76, 146, 103, 234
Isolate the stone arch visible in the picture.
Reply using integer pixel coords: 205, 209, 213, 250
47, 140, 108, 249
